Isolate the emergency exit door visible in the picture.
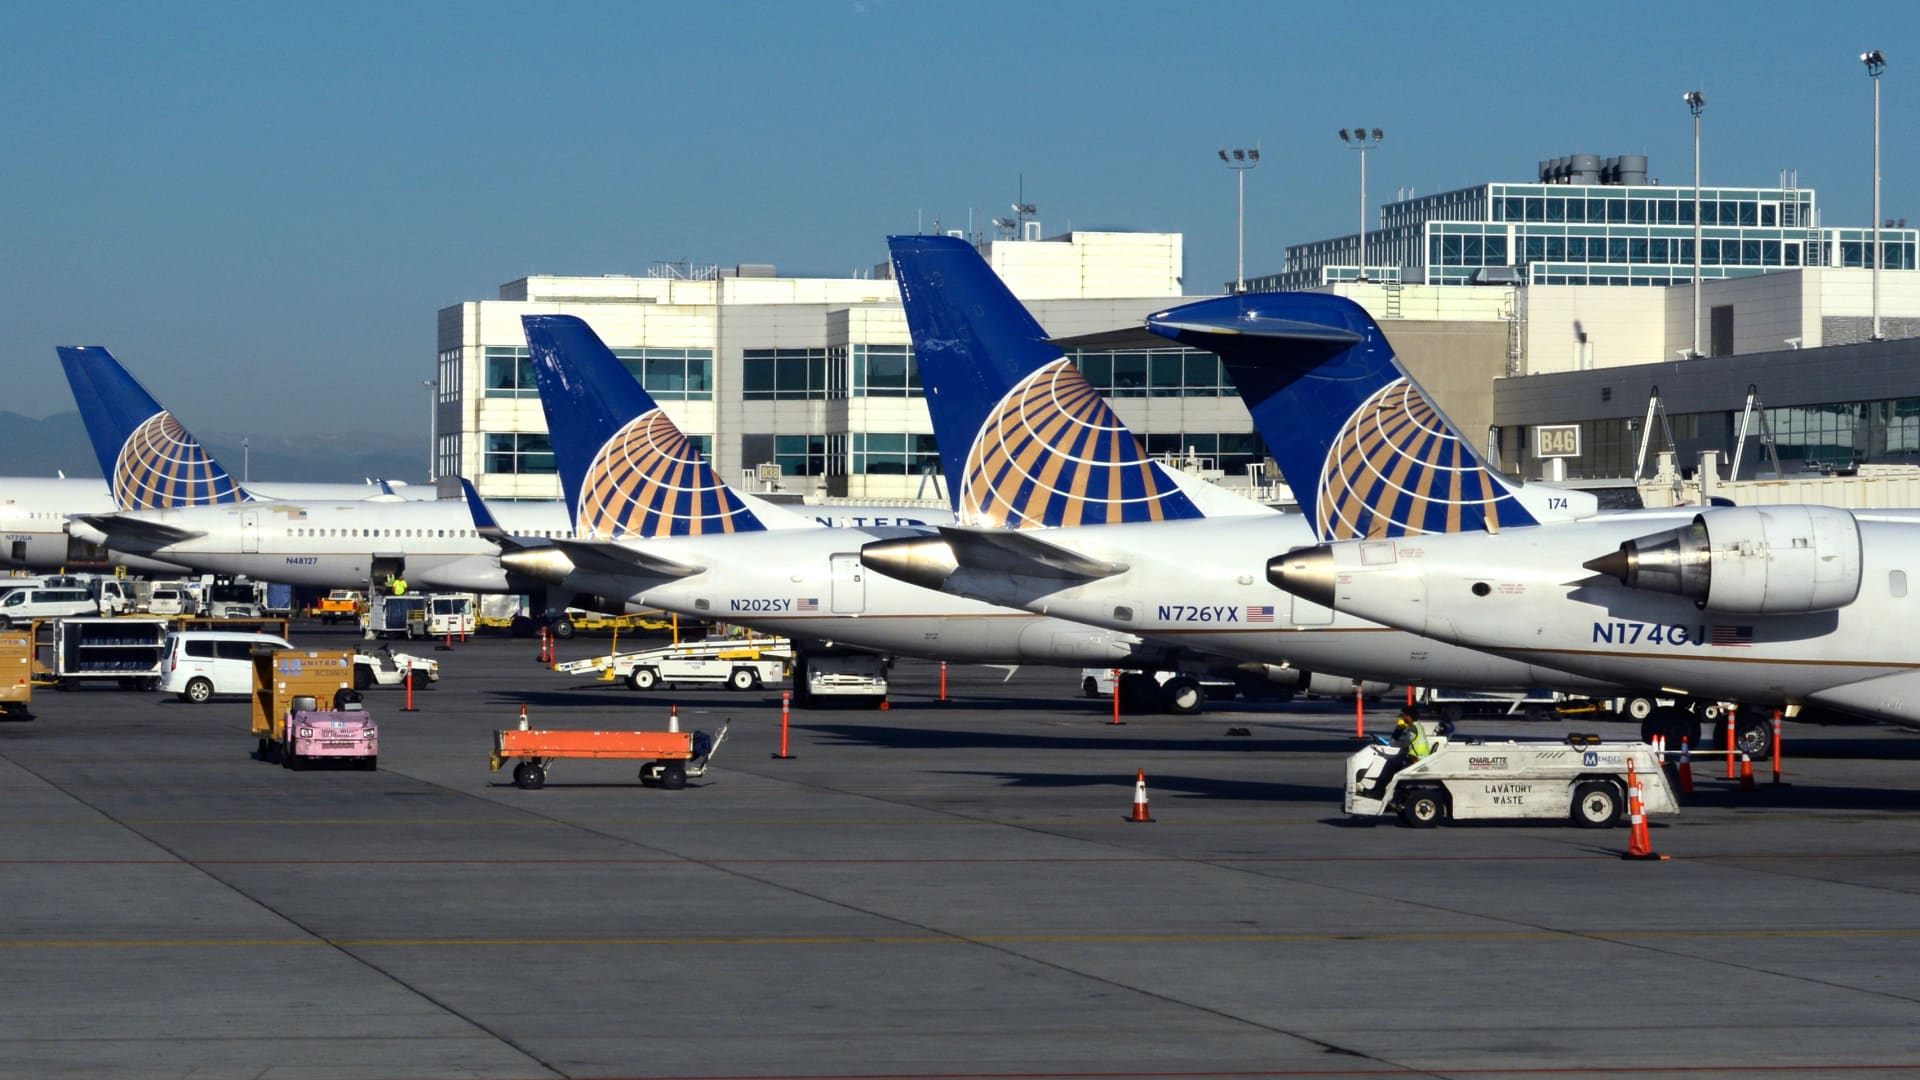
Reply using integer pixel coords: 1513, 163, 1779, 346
831, 554, 865, 614
241, 510, 260, 554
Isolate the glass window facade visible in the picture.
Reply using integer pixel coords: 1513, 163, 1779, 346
742, 348, 830, 400
484, 347, 538, 398
483, 432, 555, 475
1247, 173, 1918, 291
773, 434, 830, 476
486, 346, 712, 400
613, 348, 713, 401
851, 433, 940, 475
844, 345, 922, 397
1070, 348, 1238, 398
1141, 431, 1270, 476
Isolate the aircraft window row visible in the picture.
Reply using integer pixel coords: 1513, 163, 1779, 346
279, 527, 577, 539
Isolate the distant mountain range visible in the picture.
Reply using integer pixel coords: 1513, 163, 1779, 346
0, 410, 426, 486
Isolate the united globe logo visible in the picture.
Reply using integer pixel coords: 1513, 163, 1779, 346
959, 360, 1191, 528
112, 412, 244, 509
576, 410, 758, 538
1314, 378, 1521, 541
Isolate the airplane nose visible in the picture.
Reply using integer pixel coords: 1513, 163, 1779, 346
860, 535, 959, 591
499, 545, 576, 585
1267, 545, 1336, 608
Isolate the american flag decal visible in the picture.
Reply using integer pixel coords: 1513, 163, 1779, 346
1247, 605, 1275, 623
796, 598, 819, 612
1710, 625, 1754, 647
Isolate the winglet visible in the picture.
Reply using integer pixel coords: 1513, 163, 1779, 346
57, 345, 250, 509
458, 477, 516, 549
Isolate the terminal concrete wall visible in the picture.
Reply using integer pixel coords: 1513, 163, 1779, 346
1382, 320, 1511, 466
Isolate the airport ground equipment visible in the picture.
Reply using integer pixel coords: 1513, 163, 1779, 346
316, 589, 365, 624
352, 644, 439, 690
490, 719, 728, 790
363, 595, 428, 639
1345, 727, 1679, 828
250, 647, 359, 766
50, 617, 168, 690
792, 651, 888, 707
557, 635, 790, 692
0, 629, 30, 716
424, 593, 475, 638
1420, 687, 1565, 723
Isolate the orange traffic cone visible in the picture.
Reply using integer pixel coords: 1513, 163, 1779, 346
1622, 759, 1667, 861
517, 705, 530, 730
1126, 769, 1154, 823
1739, 752, 1756, 792
1677, 736, 1695, 797
879, 699, 890, 711
669, 703, 679, 733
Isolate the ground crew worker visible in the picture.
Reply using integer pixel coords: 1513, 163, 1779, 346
1369, 705, 1432, 796
391, 576, 408, 597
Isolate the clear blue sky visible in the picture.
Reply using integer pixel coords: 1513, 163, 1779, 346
2, 0, 1911, 439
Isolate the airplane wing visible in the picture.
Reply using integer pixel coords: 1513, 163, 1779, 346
940, 526, 1128, 581
551, 538, 705, 580
72, 514, 205, 546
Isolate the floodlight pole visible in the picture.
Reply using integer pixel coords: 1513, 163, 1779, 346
1218, 147, 1260, 293
1865, 50, 1886, 340
1685, 91, 1705, 358
1340, 129, 1384, 282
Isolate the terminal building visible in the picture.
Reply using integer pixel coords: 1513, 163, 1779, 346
436, 152, 1920, 507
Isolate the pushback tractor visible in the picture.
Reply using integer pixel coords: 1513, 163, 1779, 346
1346, 725, 1678, 828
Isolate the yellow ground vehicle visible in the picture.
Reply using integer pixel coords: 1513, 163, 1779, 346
316, 590, 365, 624
1, 630, 30, 717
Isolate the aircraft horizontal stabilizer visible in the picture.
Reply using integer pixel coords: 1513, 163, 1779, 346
552, 538, 705, 581
941, 526, 1128, 581
73, 514, 205, 546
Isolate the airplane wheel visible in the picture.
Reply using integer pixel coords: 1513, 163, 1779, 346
1161, 677, 1204, 715
1735, 718, 1773, 760
1082, 676, 1100, 699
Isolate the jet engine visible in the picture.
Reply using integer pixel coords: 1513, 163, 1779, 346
1583, 505, 1862, 615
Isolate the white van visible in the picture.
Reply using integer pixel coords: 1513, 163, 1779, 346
161, 630, 294, 703
147, 588, 191, 617
0, 587, 100, 628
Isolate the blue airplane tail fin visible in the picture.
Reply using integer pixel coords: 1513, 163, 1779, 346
888, 234, 1206, 528
520, 315, 766, 538
56, 345, 247, 509
1147, 293, 1538, 539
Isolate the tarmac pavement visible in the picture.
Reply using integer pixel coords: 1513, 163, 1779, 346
4, 619, 1920, 1079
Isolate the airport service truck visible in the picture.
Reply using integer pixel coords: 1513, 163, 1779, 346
1346, 727, 1678, 829
558, 636, 791, 692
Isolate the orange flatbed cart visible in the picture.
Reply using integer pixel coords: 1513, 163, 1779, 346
490, 721, 727, 790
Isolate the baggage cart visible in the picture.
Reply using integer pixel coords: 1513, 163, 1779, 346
490, 720, 727, 790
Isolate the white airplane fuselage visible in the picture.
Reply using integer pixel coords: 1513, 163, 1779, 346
1285, 513, 1920, 724
71, 499, 573, 590
541, 527, 1161, 667
2, 476, 434, 572
878, 515, 1628, 692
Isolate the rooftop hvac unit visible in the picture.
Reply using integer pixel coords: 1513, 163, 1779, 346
755, 463, 784, 482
